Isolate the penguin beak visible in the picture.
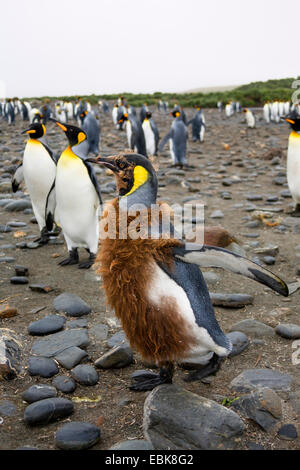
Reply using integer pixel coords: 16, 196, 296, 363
49, 118, 67, 132
22, 129, 35, 134
86, 156, 120, 173
284, 118, 295, 124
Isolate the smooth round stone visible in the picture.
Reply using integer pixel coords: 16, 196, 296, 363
7, 221, 27, 227
277, 424, 298, 440
275, 323, 300, 339
53, 293, 91, 317
22, 384, 57, 403
262, 256, 275, 265
71, 365, 98, 385
28, 315, 66, 336
28, 356, 59, 378
109, 439, 154, 450
55, 422, 100, 450
26, 242, 40, 249
24, 398, 74, 426
227, 331, 250, 357
52, 375, 76, 394
10, 276, 28, 285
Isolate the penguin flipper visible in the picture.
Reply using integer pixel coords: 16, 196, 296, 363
45, 182, 56, 231
11, 163, 23, 193
159, 130, 173, 152
83, 160, 102, 205
173, 243, 289, 297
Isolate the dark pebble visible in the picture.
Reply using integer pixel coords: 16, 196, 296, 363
55, 421, 100, 450
28, 356, 59, 378
24, 398, 74, 426
52, 375, 76, 394
10, 276, 29, 284
277, 424, 298, 440
28, 315, 66, 336
71, 364, 98, 385
22, 384, 57, 403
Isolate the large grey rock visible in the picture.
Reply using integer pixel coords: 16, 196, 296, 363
0, 329, 22, 379
275, 323, 300, 339
22, 385, 57, 403
55, 346, 88, 369
4, 200, 32, 212
95, 344, 134, 369
28, 315, 66, 336
143, 384, 244, 450
55, 421, 101, 450
232, 387, 282, 431
109, 440, 154, 450
230, 319, 275, 337
31, 329, 89, 357
53, 293, 91, 317
28, 357, 59, 378
230, 369, 293, 393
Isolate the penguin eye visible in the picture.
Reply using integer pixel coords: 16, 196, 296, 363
117, 160, 128, 169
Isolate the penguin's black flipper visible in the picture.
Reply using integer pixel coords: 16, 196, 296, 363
173, 243, 289, 297
45, 182, 56, 232
159, 130, 173, 152
41, 142, 59, 164
11, 163, 23, 192
83, 160, 102, 205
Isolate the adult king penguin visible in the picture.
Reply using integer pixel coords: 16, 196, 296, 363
80, 110, 101, 155
19, 123, 57, 245
188, 106, 206, 142
283, 112, 300, 216
142, 111, 159, 156
47, 120, 102, 268
159, 110, 188, 167
118, 112, 148, 157
87, 153, 288, 391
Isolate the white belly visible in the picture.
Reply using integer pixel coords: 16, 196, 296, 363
56, 153, 99, 251
287, 135, 300, 203
126, 121, 132, 148
23, 140, 56, 229
147, 263, 229, 358
246, 111, 255, 128
142, 121, 155, 155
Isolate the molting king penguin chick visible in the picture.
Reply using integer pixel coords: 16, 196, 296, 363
142, 111, 159, 156
159, 110, 188, 167
188, 106, 206, 142
46, 120, 102, 268
282, 112, 300, 216
80, 110, 101, 156
19, 123, 58, 245
86, 153, 288, 391
243, 108, 256, 128
118, 112, 148, 158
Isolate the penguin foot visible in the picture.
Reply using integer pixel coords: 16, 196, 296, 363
78, 252, 96, 269
58, 248, 79, 266
34, 227, 50, 246
184, 353, 223, 382
290, 205, 300, 217
129, 364, 174, 392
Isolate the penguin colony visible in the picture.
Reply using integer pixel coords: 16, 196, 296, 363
4, 95, 296, 391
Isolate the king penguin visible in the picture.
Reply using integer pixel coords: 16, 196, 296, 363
159, 110, 188, 167
46, 120, 102, 268
243, 108, 256, 128
142, 111, 159, 156
282, 113, 300, 216
20, 123, 58, 245
118, 112, 148, 157
81, 110, 101, 155
86, 152, 288, 391
188, 106, 206, 142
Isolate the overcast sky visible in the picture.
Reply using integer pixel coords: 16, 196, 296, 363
1, 0, 299, 98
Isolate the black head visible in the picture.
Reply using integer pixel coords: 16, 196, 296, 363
118, 112, 129, 124
50, 119, 87, 146
86, 153, 157, 199
145, 111, 152, 119
22, 123, 46, 139
171, 110, 180, 118
282, 112, 300, 131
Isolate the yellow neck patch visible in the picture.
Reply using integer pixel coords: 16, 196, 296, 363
290, 131, 300, 139
123, 165, 149, 197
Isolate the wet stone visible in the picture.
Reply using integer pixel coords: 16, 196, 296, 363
53, 293, 91, 317
24, 398, 74, 426
28, 356, 59, 378
55, 421, 101, 450
22, 384, 57, 403
71, 364, 99, 385
52, 375, 76, 394
28, 315, 66, 336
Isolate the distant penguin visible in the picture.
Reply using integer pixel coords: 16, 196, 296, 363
21, 123, 57, 244
117, 105, 127, 130
64, 101, 74, 121
55, 103, 67, 123
159, 110, 188, 167
243, 108, 256, 128
112, 104, 119, 126
128, 104, 136, 117
5, 100, 15, 125
283, 113, 300, 216
271, 101, 280, 123
81, 111, 101, 155
47, 120, 102, 268
20, 102, 29, 121
217, 101, 223, 112
188, 106, 206, 142
30, 108, 42, 124
173, 104, 187, 124
263, 102, 271, 123
39, 104, 52, 124
119, 112, 148, 157
225, 102, 233, 117
142, 111, 159, 156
